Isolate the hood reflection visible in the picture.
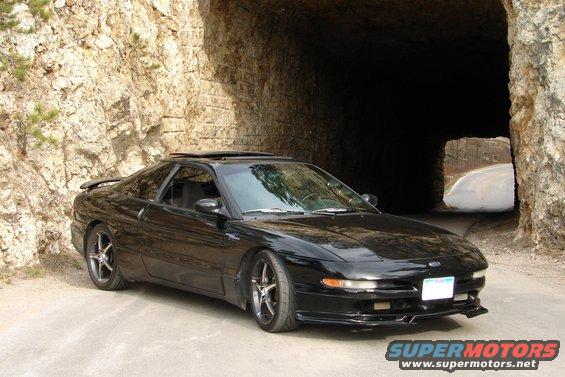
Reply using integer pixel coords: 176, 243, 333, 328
247, 213, 478, 262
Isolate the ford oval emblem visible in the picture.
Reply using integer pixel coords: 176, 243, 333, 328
428, 261, 441, 267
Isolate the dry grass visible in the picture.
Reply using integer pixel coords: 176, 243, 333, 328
1, 252, 83, 286
0, 266, 17, 285
39, 252, 83, 272
22, 266, 46, 279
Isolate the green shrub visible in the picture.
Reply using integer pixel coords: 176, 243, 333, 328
16, 103, 60, 153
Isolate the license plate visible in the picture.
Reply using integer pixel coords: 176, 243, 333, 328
422, 276, 454, 301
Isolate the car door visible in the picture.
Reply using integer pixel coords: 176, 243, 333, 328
138, 164, 227, 295
110, 162, 176, 279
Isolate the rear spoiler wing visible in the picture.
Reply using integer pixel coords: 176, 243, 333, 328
80, 177, 123, 191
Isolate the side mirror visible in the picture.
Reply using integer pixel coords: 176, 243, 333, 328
361, 193, 378, 207
194, 198, 223, 216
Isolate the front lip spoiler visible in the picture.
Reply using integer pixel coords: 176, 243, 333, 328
296, 303, 488, 327
464, 305, 489, 318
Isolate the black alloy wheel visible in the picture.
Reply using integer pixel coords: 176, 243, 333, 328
86, 223, 128, 290
250, 250, 298, 332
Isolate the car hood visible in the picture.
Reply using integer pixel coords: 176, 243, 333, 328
247, 213, 479, 262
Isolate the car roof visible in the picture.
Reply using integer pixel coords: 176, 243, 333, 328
160, 151, 297, 166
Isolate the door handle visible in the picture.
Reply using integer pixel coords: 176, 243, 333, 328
137, 207, 147, 221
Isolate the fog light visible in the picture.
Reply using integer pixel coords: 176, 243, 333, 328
373, 301, 391, 311
472, 269, 486, 279
322, 278, 379, 289
454, 293, 469, 302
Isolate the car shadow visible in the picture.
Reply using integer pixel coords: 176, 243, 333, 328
119, 281, 463, 341
122, 281, 257, 329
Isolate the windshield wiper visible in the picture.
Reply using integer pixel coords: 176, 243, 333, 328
311, 207, 359, 214
242, 208, 305, 215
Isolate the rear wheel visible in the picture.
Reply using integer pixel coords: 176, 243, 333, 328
86, 223, 128, 290
250, 250, 298, 332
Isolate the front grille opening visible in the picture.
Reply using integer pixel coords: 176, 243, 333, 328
362, 293, 479, 315
378, 280, 417, 291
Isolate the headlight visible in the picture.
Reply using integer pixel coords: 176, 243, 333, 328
472, 269, 486, 279
322, 278, 379, 289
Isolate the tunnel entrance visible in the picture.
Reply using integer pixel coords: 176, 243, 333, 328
200, 0, 511, 214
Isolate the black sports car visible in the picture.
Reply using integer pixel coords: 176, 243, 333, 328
71, 151, 488, 332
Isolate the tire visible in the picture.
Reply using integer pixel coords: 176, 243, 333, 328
85, 223, 128, 291
249, 250, 298, 332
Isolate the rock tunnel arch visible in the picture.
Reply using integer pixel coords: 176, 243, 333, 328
197, 0, 512, 214
0, 0, 560, 269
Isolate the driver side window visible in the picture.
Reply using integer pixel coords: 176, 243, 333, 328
114, 162, 173, 201
161, 166, 221, 210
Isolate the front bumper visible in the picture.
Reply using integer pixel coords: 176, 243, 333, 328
293, 275, 487, 326
296, 297, 487, 326
285, 251, 488, 326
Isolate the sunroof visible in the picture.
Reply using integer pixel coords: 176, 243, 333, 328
170, 151, 274, 159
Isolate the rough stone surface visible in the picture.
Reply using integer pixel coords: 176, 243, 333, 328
502, 0, 565, 252
0, 0, 563, 267
0, 0, 343, 266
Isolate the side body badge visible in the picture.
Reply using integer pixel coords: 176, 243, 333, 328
226, 232, 240, 241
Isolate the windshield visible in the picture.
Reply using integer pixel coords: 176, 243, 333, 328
219, 163, 375, 215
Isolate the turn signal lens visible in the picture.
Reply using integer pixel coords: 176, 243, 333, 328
472, 269, 486, 279
322, 278, 379, 289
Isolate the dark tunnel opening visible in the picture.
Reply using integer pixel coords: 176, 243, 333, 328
199, 0, 511, 214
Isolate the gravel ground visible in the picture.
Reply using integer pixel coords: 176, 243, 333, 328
466, 212, 565, 286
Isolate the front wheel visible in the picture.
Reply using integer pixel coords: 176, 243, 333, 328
250, 250, 298, 332
86, 223, 128, 290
